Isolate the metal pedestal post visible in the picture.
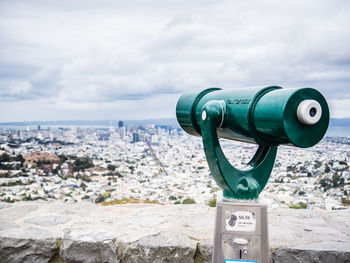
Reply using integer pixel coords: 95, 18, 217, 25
212, 192, 269, 263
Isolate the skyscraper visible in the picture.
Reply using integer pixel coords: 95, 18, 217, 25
132, 132, 139, 143
118, 121, 124, 128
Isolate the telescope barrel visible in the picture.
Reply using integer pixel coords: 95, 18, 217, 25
176, 86, 329, 148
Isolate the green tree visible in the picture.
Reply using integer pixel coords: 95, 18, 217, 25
80, 182, 87, 191
95, 194, 106, 203
208, 197, 217, 207
15, 154, 25, 166
289, 202, 307, 209
73, 157, 94, 172
0, 153, 10, 162
332, 174, 341, 187
182, 198, 196, 204
107, 164, 116, 171
169, 195, 177, 201
320, 178, 331, 190
59, 154, 68, 164
325, 165, 331, 173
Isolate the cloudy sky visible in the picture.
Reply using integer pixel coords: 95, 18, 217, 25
0, 0, 349, 122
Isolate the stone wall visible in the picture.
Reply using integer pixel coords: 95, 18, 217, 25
0, 202, 349, 263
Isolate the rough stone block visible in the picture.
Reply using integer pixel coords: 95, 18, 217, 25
0, 227, 57, 263
274, 247, 350, 263
196, 240, 212, 263
122, 231, 197, 263
60, 228, 120, 263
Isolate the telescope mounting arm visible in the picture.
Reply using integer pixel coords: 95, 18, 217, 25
200, 100, 278, 200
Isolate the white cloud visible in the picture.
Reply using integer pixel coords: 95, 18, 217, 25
328, 98, 350, 118
0, 93, 179, 122
0, 79, 32, 100
0, 0, 350, 121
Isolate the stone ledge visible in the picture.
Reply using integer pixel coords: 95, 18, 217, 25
0, 202, 349, 263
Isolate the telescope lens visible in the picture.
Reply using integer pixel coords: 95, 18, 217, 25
297, 99, 322, 125
309, 107, 317, 117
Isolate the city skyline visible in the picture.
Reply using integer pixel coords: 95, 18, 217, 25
0, 124, 349, 209
1, 0, 350, 122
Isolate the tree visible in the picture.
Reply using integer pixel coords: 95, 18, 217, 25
95, 194, 106, 203
325, 165, 331, 173
73, 157, 94, 172
80, 182, 87, 191
332, 174, 342, 187
107, 164, 116, 171
208, 197, 217, 207
59, 154, 68, 164
169, 195, 177, 201
15, 154, 25, 166
0, 153, 10, 162
182, 198, 195, 204
320, 178, 331, 190
289, 202, 307, 209
339, 160, 347, 166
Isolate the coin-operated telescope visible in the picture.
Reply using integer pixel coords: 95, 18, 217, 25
176, 86, 329, 262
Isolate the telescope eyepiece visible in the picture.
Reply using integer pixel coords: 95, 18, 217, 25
297, 99, 322, 125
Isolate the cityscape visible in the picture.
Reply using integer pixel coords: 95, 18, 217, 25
0, 121, 349, 210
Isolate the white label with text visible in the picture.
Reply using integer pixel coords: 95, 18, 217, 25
225, 210, 256, 232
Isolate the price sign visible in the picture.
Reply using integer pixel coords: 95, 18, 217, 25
225, 210, 256, 232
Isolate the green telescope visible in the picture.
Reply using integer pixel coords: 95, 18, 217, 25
176, 86, 329, 200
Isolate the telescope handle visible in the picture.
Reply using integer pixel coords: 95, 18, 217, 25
200, 100, 278, 200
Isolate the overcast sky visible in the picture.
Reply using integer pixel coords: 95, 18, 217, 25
0, 0, 349, 122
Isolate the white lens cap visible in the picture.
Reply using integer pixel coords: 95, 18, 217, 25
297, 100, 322, 125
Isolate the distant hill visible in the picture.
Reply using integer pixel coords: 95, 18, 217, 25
329, 118, 350, 127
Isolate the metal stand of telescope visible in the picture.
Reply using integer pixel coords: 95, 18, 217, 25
212, 192, 269, 263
